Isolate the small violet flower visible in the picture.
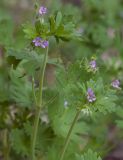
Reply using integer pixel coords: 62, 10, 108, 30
32, 37, 42, 47
87, 88, 96, 103
64, 100, 68, 109
111, 79, 120, 89
89, 60, 97, 70
32, 37, 49, 48
39, 6, 47, 15
41, 40, 49, 48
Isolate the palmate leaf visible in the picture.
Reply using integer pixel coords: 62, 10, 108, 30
35, 124, 54, 155
75, 149, 102, 160
6, 48, 42, 61
7, 48, 44, 75
49, 12, 82, 41
49, 103, 89, 143
10, 128, 30, 156
46, 139, 79, 160
7, 48, 62, 75
23, 23, 37, 39
78, 78, 118, 115
9, 66, 33, 107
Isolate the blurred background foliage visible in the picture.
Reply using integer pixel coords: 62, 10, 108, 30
0, 0, 123, 160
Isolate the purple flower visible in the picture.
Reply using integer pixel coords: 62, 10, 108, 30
111, 79, 120, 89
32, 37, 42, 46
87, 88, 96, 103
40, 40, 49, 48
39, 6, 47, 15
89, 60, 97, 70
32, 37, 49, 48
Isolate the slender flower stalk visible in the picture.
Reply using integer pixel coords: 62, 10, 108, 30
59, 110, 80, 160
32, 76, 37, 106
31, 46, 49, 160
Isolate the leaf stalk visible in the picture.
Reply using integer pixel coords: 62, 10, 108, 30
59, 109, 81, 160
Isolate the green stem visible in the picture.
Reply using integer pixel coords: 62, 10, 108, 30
59, 110, 80, 160
3, 129, 10, 160
31, 108, 41, 160
31, 46, 49, 160
32, 76, 37, 106
38, 46, 49, 107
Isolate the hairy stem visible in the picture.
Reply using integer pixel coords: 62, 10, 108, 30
59, 110, 80, 160
38, 46, 49, 107
32, 76, 37, 106
31, 46, 49, 160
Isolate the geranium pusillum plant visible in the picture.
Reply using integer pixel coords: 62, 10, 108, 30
29, 4, 117, 160
30, 3, 86, 159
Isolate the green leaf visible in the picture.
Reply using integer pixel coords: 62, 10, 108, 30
88, 78, 117, 115
6, 48, 41, 61
10, 128, 30, 156
9, 67, 33, 107
35, 20, 42, 34
55, 11, 62, 28
0, 72, 9, 102
23, 23, 37, 39
116, 120, 123, 129
20, 59, 40, 75
49, 104, 89, 143
75, 149, 102, 160
49, 16, 56, 33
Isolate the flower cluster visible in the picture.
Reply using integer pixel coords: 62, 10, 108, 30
32, 37, 49, 48
86, 79, 121, 103
87, 88, 96, 103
